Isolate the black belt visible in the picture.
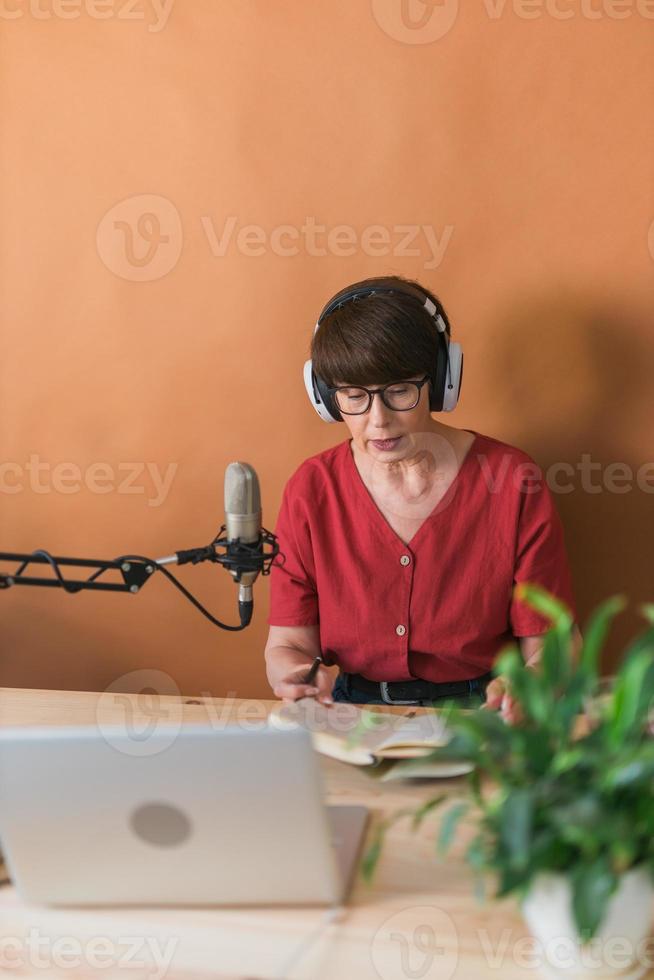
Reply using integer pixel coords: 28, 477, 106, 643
344, 671, 494, 705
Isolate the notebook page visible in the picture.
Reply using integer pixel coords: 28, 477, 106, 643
375, 711, 451, 751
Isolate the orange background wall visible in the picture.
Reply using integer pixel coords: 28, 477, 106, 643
1, 1, 652, 697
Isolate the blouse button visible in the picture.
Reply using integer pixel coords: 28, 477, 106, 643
395, 624, 407, 636
400, 555, 411, 566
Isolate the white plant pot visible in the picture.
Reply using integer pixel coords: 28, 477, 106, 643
521, 866, 654, 980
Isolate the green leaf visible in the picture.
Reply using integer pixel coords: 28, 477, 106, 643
345, 708, 387, 749
419, 737, 476, 762
495, 863, 531, 898
360, 808, 414, 883
437, 801, 469, 855
640, 604, 654, 625
468, 765, 483, 806
610, 840, 637, 874
514, 729, 555, 777
511, 668, 551, 725
552, 669, 595, 738
361, 823, 386, 884
499, 789, 533, 870
580, 594, 627, 677
514, 582, 574, 631
411, 793, 448, 832
495, 645, 524, 682
550, 747, 585, 775
622, 627, 654, 664
619, 624, 654, 665
600, 746, 654, 791
539, 627, 567, 689
465, 836, 488, 902
454, 707, 512, 743
571, 857, 618, 939
608, 648, 654, 744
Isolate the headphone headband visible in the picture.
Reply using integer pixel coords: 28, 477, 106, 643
317, 281, 443, 329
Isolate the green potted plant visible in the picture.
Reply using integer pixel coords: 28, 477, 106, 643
362, 585, 654, 980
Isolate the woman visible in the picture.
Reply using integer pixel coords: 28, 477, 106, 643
264, 275, 581, 721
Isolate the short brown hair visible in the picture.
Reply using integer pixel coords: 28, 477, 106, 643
311, 275, 451, 387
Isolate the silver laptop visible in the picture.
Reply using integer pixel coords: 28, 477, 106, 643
0, 722, 369, 907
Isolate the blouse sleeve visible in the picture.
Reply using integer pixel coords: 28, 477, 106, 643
266, 477, 319, 627
509, 463, 578, 636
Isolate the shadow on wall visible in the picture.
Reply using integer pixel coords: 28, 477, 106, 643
0, 586, 170, 692
479, 291, 654, 671
0, 554, 269, 696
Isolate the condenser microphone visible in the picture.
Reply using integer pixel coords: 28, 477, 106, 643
224, 462, 263, 620
1, 460, 278, 632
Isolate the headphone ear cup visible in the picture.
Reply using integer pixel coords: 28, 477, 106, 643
315, 372, 342, 422
442, 342, 463, 412
303, 359, 341, 423
427, 330, 449, 412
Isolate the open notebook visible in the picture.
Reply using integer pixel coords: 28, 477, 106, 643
269, 699, 474, 776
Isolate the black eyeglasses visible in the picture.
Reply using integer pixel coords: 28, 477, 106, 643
329, 376, 431, 415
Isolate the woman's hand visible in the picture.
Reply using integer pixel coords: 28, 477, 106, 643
273, 665, 334, 705
483, 675, 523, 725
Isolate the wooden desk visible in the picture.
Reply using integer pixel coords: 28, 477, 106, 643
0, 687, 534, 979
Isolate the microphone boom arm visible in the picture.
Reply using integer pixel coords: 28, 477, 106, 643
0, 526, 281, 631
0, 551, 155, 594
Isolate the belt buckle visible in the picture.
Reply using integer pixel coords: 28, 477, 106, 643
380, 682, 420, 706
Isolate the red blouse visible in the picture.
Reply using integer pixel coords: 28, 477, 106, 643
266, 431, 578, 683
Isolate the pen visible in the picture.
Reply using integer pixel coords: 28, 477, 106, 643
303, 655, 323, 685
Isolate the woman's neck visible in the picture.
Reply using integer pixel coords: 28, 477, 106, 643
350, 422, 462, 491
